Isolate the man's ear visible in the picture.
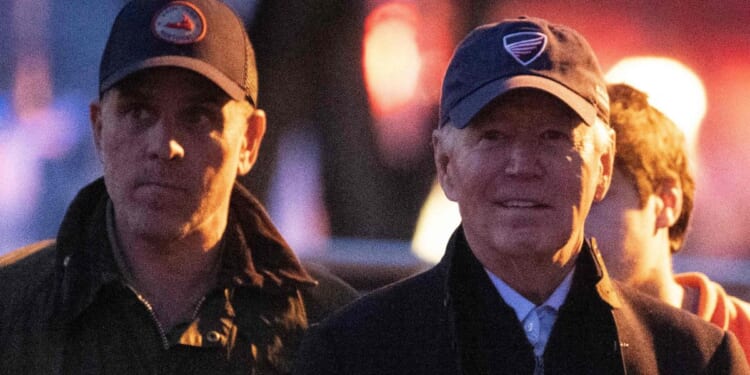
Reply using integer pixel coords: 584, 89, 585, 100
90, 100, 103, 154
655, 178, 682, 229
432, 130, 458, 202
594, 128, 616, 202
237, 109, 266, 176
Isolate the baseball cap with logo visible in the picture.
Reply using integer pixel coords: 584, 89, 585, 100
99, 0, 258, 105
439, 16, 609, 129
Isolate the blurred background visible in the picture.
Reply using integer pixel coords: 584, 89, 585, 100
0, 0, 748, 296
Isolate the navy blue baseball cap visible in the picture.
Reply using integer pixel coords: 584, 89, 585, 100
439, 16, 609, 128
99, 0, 258, 105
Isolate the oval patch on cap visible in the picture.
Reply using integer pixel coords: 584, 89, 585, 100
152, 1, 207, 45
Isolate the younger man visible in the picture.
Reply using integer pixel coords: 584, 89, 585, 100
587, 82, 750, 358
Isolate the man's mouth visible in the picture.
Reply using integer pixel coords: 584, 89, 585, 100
499, 200, 546, 208
136, 180, 186, 193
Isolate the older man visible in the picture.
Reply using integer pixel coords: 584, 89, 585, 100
0, 1, 357, 374
293, 17, 748, 374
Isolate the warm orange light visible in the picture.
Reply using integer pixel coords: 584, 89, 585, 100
363, 3, 421, 118
411, 180, 459, 264
606, 56, 707, 153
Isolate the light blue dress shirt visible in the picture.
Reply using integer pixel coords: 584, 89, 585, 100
485, 268, 575, 359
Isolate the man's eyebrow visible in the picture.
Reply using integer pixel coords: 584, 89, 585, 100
185, 93, 228, 106
114, 86, 228, 106
114, 83, 153, 101
183, 77, 231, 104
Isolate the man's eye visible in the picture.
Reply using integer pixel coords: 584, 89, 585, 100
181, 106, 219, 128
481, 130, 502, 141
540, 130, 569, 141
122, 104, 155, 125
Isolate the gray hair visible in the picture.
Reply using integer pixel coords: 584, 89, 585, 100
434, 116, 613, 155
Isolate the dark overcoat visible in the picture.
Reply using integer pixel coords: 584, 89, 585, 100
294, 227, 749, 374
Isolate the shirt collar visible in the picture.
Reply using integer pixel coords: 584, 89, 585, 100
485, 267, 575, 322
54, 178, 317, 326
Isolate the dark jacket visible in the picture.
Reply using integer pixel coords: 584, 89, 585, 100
293, 227, 750, 374
0, 178, 358, 375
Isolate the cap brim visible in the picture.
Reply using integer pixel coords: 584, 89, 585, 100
99, 56, 247, 102
446, 75, 597, 129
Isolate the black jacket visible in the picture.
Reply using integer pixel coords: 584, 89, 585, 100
0, 178, 358, 375
294, 227, 749, 374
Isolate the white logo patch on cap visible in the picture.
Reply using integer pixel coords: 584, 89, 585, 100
503, 32, 547, 66
152, 1, 207, 45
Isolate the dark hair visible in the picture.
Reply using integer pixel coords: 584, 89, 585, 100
608, 83, 695, 253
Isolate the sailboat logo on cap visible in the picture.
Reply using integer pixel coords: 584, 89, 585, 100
152, 1, 207, 45
503, 32, 547, 66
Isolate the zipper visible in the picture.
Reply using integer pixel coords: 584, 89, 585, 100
126, 285, 210, 350
191, 295, 207, 320
127, 285, 171, 350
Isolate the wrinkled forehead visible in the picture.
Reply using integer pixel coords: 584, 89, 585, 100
103, 67, 230, 104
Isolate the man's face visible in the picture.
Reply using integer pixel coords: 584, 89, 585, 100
586, 167, 662, 283
91, 68, 264, 243
436, 89, 612, 265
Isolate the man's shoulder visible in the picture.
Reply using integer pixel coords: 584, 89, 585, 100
299, 262, 359, 324
616, 281, 724, 335
0, 240, 59, 314
0, 240, 58, 279
613, 281, 749, 371
675, 271, 750, 318
295, 266, 452, 373
674, 271, 750, 357
315, 265, 446, 333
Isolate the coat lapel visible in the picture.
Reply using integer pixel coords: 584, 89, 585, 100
446, 233, 628, 374
543, 242, 625, 374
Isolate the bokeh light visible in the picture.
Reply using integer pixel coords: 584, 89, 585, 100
605, 56, 707, 153
411, 181, 458, 264
363, 3, 421, 118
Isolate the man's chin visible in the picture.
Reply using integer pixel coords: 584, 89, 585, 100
125, 215, 192, 242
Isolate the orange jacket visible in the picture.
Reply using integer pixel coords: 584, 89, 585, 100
675, 272, 750, 360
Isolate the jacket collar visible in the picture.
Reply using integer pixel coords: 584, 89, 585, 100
438, 227, 623, 373
53, 178, 316, 324
581, 237, 622, 309
437, 226, 622, 316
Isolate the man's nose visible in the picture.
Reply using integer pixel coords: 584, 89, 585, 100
147, 120, 185, 161
504, 141, 540, 177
